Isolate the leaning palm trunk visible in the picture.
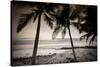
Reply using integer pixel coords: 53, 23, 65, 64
67, 20, 77, 61
31, 14, 41, 65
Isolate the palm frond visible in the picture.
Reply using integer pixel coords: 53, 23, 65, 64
72, 23, 81, 30
89, 34, 96, 46
80, 33, 92, 41
86, 33, 93, 42
52, 25, 62, 39
17, 13, 34, 32
33, 13, 38, 22
62, 27, 66, 39
44, 14, 53, 29
80, 34, 87, 40
45, 4, 57, 14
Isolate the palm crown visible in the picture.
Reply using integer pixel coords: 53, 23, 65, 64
17, 3, 55, 33
72, 6, 97, 45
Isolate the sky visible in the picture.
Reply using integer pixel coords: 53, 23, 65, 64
12, 2, 86, 40
16, 17, 84, 40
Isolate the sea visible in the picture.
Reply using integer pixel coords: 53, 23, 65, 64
12, 39, 97, 58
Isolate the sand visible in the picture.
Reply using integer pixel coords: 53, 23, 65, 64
11, 48, 97, 66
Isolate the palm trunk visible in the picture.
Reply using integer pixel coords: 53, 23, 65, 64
31, 14, 41, 65
67, 21, 77, 61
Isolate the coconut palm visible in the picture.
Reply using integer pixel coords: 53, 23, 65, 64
52, 5, 77, 61
72, 6, 97, 46
17, 2, 55, 65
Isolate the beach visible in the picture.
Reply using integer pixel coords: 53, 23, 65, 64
11, 39, 97, 66
12, 47, 97, 66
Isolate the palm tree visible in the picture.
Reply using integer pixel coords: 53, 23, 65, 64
72, 6, 97, 46
17, 2, 55, 65
52, 5, 77, 61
